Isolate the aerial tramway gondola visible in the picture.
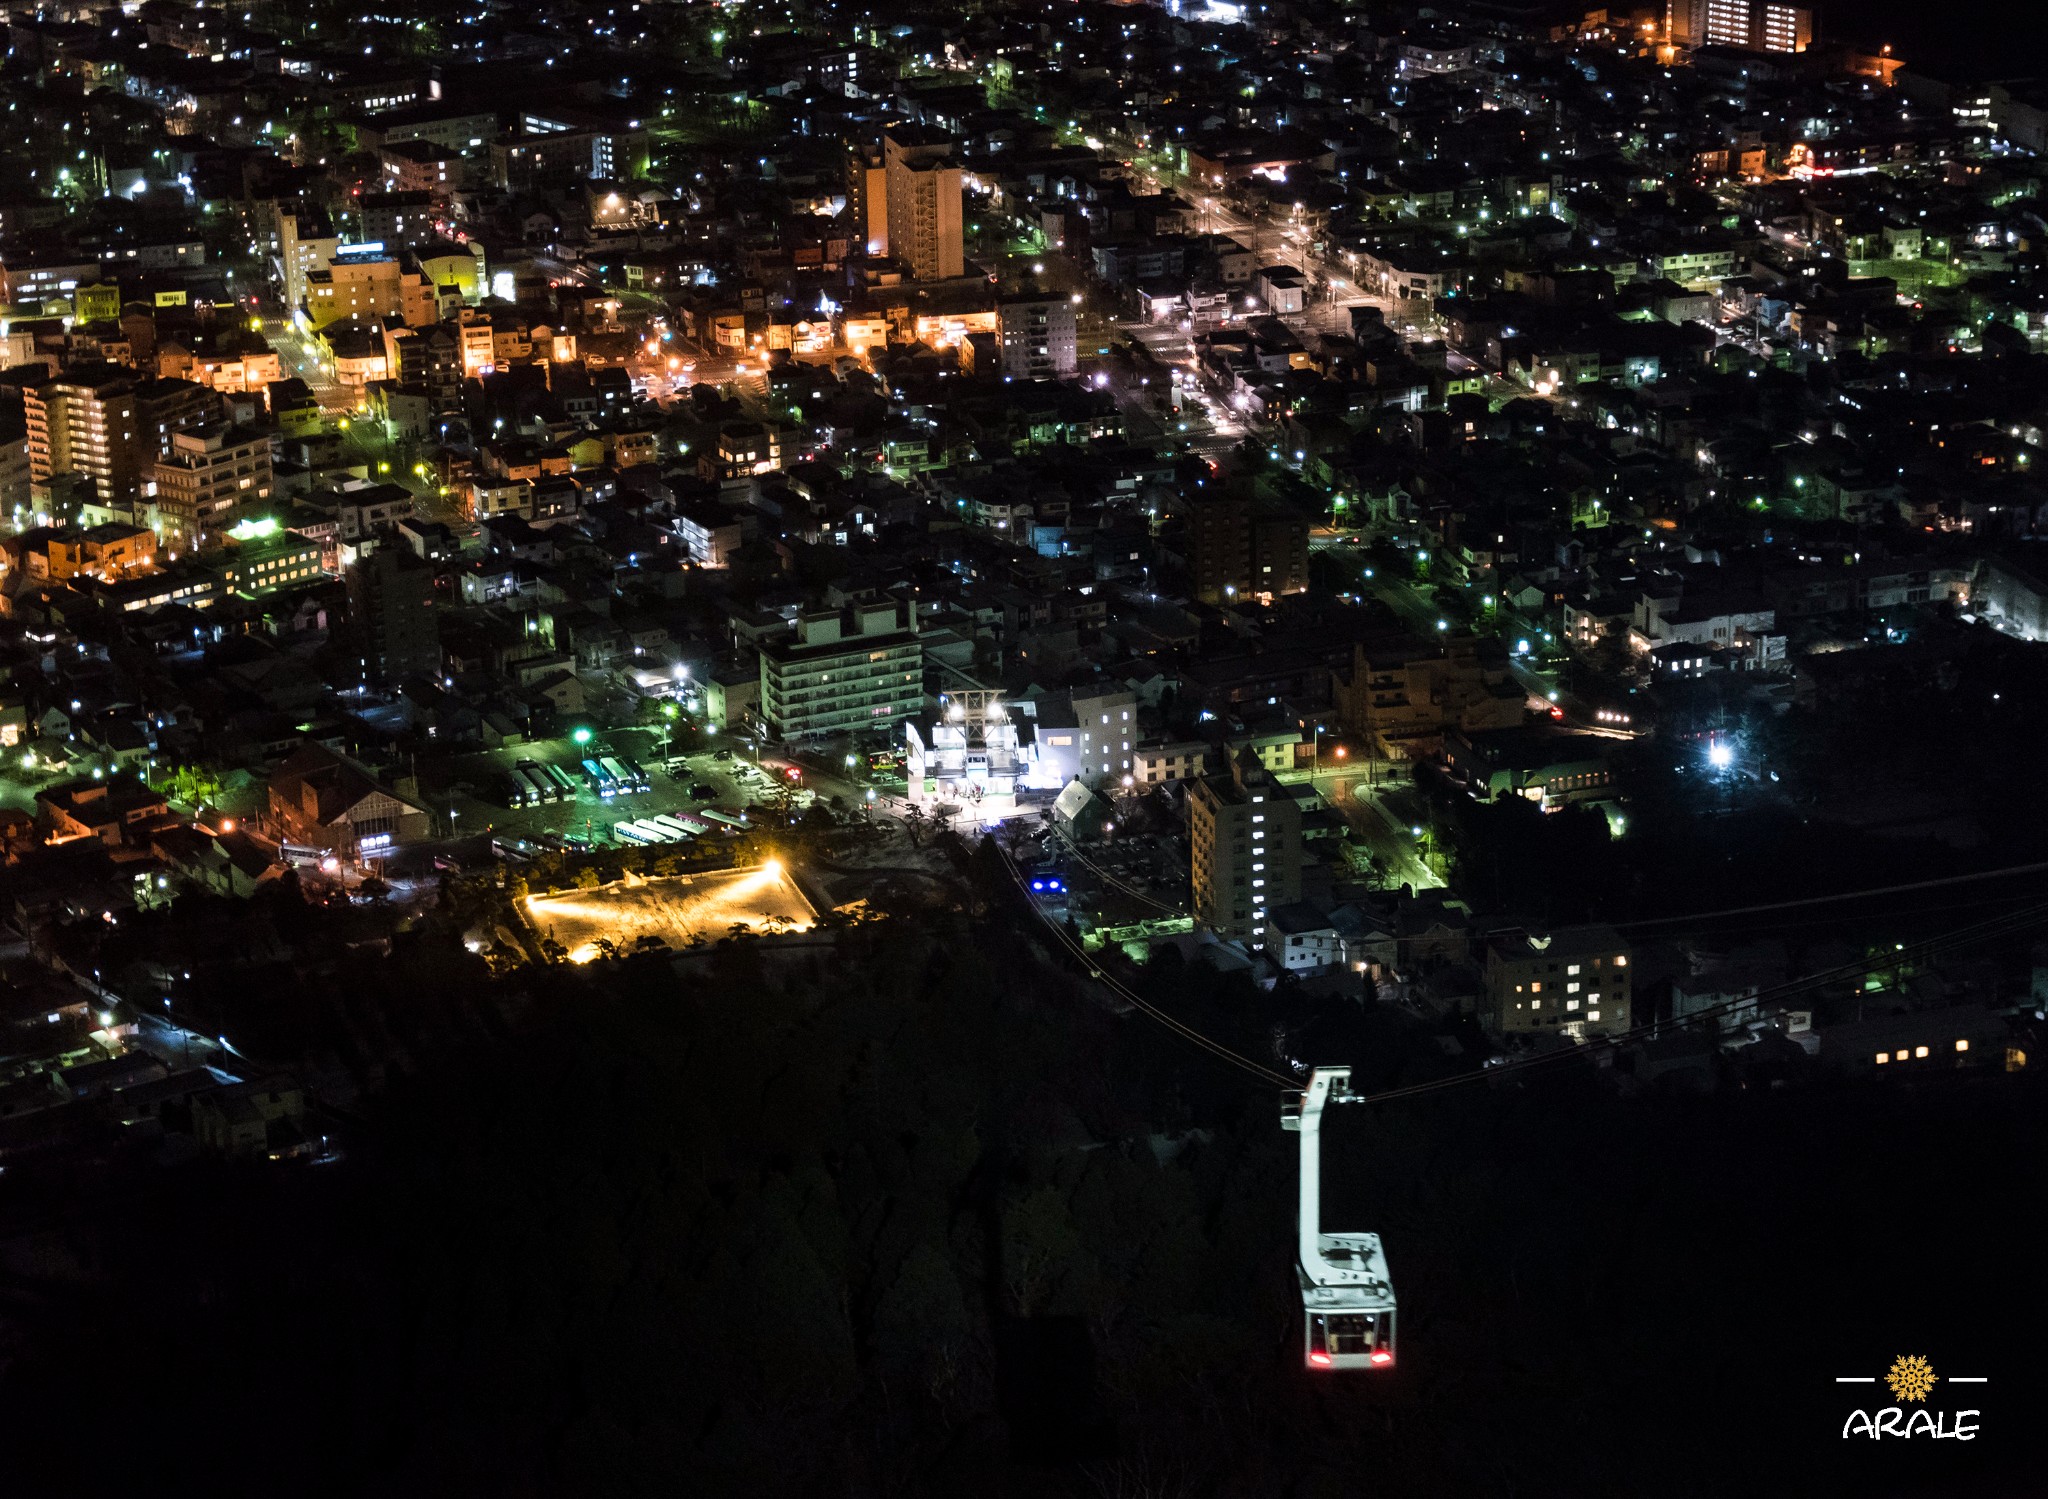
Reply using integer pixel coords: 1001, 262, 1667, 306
1284, 1067, 1396, 1371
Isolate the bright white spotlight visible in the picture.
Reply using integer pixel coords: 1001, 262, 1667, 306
1708, 742, 1733, 770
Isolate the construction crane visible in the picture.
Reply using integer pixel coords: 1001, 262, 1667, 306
1283, 1066, 1396, 1370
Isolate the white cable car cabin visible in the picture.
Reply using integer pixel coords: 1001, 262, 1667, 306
1283, 1066, 1396, 1371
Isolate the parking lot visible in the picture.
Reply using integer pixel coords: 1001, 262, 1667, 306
1020, 824, 1192, 922
424, 733, 790, 847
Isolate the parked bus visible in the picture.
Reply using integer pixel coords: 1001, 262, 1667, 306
501, 774, 536, 808
697, 808, 749, 830
621, 758, 653, 790
612, 822, 656, 846
644, 815, 697, 841
543, 763, 578, 797
516, 765, 558, 804
666, 810, 717, 833
620, 820, 680, 843
600, 756, 644, 792
582, 758, 617, 796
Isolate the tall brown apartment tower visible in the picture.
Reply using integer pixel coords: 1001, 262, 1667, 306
1187, 490, 1309, 605
24, 362, 145, 518
882, 126, 964, 280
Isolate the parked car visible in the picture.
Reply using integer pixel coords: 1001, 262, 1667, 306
689, 783, 716, 799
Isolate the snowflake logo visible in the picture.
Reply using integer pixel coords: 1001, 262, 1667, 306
1885, 1355, 1938, 1403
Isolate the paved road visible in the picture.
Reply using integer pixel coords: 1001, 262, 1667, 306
1296, 767, 1445, 891
264, 317, 356, 410
1368, 575, 1452, 636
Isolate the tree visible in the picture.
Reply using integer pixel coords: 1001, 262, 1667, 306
902, 804, 929, 848
1001, 1185, 1091, 1318
872, 1241, 974, 1393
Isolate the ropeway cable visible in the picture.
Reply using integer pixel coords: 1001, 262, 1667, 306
998, 843, 1297, 1087
996, 844, 2048, 1105
1351, 898, 2048, 1106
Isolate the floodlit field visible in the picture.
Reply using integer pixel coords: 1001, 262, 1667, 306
524, 862, 815, 961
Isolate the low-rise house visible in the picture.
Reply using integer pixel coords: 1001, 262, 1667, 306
36, 775, 176, 850
191, 1077, 311, 1158
266, 744, 432, 862
1819, 1004, 2023, 1078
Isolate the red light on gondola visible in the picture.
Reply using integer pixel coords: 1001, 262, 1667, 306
1309, 1352, 1332, 1367
1370, 1351, 1393, 1365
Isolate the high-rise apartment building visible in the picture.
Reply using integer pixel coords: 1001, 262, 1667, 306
883, 127, 964, 281
1186, 491, 1310, 605
1666, 0, 1812, 52
277, 211, 341, 312
24, 363, 144, 517
148, 423, 274, 551
997, 293, 1079, 380
1189, 747, 1302, 948
758, 600, 923, 741
135, 376, 225, 458
847, 143, 889, 257
347, 545, 442, 683
0, 419, 30, 521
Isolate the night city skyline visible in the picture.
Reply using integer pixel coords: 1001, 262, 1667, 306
0, 0, 2040, 1491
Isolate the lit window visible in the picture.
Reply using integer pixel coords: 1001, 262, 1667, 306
1914, 1046, 1929, 1059
1614, 955, 1628, 967
1566, 998, 1580, 1011
1567, 964, 1581, 976
1567, 982, 1580, 994
1894, 1050, 1909, 1062
1956, 1039, 1970, 1053
1531, 1000, 1542, 1011
1588, 1010, 1600, 1022
1530, 982, 1541, 993
1876, 1053, 1888, 1065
